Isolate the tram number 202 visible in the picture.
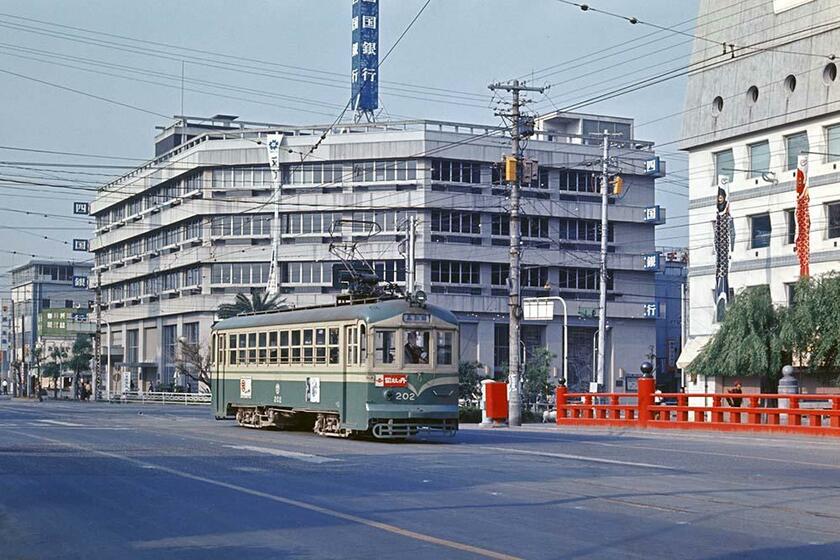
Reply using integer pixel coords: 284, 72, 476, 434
394, 391, 416, 401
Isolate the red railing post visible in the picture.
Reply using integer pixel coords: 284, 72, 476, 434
712, 396, 723, 423
677, 394, 688, 422
831, 397, 840, 429
609, 394, 619, 420
582, 394, 593, 419
747, 397, 760, 425
790, 396, 801, 426
637, 376, 655, 428
555, 385, 567, 425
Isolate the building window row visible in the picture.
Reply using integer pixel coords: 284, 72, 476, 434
211, 263, 271, 286
558, 267, 612, 291
104, 266, 201, 304
431, 159, 482, 184
746, 201, 840, 249
351, 210, 408, 233
430, 261, 481, 285
96, 173, 202, 229
95, 219, 202, 267
211, 214, 272, 237
558, 218, 614, 242
522, 216, 550, 239
712, 124, 840, 185
431, 211, 481, 234
212, 166, 273, 190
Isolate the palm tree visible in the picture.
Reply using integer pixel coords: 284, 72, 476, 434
217, 291, 287, 319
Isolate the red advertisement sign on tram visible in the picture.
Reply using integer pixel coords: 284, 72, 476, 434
375, 374, 408, 388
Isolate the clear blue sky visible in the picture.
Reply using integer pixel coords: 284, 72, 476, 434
0, 0, 698, 281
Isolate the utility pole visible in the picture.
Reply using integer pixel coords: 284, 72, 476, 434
10, 299, 17, 397
488, 79, 545, 426
21, 312, 28, 398
93, 269, 102, 401
266, 134, 283, 298
595, 130, 621, 389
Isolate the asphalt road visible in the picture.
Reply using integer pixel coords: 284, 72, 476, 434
1, 399, 839, 560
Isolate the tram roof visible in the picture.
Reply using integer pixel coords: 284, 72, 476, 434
212, 298, 458, 331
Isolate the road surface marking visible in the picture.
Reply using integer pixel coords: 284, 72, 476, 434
223, 444, 339, 464
15, 431, 521, 560
478, 445, 677, 470
37, 420, 84, 427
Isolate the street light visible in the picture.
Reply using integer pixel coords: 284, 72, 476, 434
522, 296, 568, 385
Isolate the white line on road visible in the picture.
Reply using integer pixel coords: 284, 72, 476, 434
478, 445, 677, 471
13, 431, 521, 560
223, 444, 340, 464
37, 420, 84, 427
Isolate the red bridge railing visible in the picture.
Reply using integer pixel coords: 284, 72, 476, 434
555, 378, 840, 437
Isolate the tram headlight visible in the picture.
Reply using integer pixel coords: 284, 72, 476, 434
414, 290, 427, 306
383, 389, 395, 401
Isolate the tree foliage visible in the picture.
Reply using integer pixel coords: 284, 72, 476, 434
458, 361, 483, 403
66, 335, 93, 377
217, 291, 287, 319
779, 273, 840, 382
522, 347, 554, 404
496, 347, 556, 405
690, 285, 783, 380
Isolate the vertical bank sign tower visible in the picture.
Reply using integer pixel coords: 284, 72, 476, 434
351, 0, 379, 118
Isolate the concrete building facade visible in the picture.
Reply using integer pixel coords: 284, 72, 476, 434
91, 113, 665, 395
680, 0, 840, 389
9, 260, 94, 391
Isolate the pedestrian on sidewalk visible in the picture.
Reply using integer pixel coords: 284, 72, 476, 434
726, 380, 743, 407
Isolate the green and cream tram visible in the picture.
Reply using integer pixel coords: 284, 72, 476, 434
211, 297, 459, 439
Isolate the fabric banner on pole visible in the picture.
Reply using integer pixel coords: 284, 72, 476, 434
265, 134, 283, 297
713, 176, 734, 322
795, 154, 810, 278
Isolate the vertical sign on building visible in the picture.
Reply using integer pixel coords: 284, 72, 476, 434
351, 0, 379, 115
795, 154, 810, 278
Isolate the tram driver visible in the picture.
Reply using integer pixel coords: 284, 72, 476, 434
404, 331, 429, 364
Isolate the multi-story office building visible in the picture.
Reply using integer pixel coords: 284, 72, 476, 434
91, 113, 664, 394
680, 0, 840, 388
9, 260, 94, 390
654, 249, 687, 391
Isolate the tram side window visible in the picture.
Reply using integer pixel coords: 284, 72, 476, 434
346, 326, 358, 365
436, 331, 453, 365
404, 330, 430, 364
315, 328, 327, 364
375, 329, 396, 364
258, 332, 267, 364
238, 334, 247, 364
303, 328, 314, 364
279, 331, 290, 364
268, 331, 278, 364
291, 330, 302, 363
216, 334, 225, 365
248, 333, 257, 363
228, 333, 237, 365
328, 328, 340, 364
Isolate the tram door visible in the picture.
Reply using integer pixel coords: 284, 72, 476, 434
342, 324, 355, 423
212, 333, 225, 418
